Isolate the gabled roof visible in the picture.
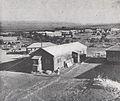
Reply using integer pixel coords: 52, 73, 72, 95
106, 44, 120, 51
43, 42, 87, 57
27, 42, 56, 49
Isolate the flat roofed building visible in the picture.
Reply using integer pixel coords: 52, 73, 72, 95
46, 31, 62, 37
0, 36, 18, 43
106, 44, 120, 62
31, 42, 87, 72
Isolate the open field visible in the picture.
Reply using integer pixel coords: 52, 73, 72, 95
0, 71, 58, 101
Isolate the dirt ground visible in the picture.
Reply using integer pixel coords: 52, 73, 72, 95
0, 61, 120, 101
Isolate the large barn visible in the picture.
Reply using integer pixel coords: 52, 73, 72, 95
31, 42, 87, 72
106, 44, 120, 62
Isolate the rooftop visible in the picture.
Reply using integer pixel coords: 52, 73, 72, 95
0, 36, 18, 41
27, 42, 56, 49
32, 56, 41, 59
43, 42, 87, 57
46, 31, 62, 37
106, 44, 120, 51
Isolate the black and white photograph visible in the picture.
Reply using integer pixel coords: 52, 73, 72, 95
0, 0, 120, 101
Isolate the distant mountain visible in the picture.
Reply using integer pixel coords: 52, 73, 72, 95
0, 21, 120, 32
0, 21, 79, 31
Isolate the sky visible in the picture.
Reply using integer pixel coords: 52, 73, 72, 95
1, 0, 120, 24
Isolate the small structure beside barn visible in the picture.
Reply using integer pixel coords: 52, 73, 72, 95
26, 42, 56, 54
31, 42, 87, 73
106, 44, 120, 62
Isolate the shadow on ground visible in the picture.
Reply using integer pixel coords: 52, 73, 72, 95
0, 57, 33, 73
85, 57, 106, 63
75, 60, 120, 82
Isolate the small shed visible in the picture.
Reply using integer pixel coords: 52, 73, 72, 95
31, 42, 87, 72
106, 44, 120, 62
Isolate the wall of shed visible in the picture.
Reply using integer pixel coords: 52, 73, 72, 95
31, 48, 54, 71
106, 51, 120, 62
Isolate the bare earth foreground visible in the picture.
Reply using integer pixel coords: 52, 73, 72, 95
0, 61, 120, 101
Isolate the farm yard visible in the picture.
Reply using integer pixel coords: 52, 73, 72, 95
0, 58, 120, 101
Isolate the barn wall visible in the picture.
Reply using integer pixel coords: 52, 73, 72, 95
54, 54, 73, 71
42, 56, 54, 71
31, 48, 54, 71
53, 48, 87, 71
106, 51, 120, 62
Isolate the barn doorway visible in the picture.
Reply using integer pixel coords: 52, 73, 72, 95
72, 52, 79, 63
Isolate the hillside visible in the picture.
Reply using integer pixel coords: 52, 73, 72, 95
1, 21, 120, 32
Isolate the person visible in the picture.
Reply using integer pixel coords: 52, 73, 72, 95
57, 67, 60, 75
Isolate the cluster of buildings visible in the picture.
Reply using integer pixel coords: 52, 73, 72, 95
0, 36, 21, 50
36, 30, 76, 38
1, 28, 120, 74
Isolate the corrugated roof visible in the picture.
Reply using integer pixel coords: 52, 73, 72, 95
43, 42, 87, 56
106, 44, 120, 51
27, 42, 56, 49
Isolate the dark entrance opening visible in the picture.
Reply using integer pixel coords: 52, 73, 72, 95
80, 54, 86, 62
72, 52, 78, 63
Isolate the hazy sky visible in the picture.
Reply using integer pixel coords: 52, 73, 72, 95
1, 0, 120, 24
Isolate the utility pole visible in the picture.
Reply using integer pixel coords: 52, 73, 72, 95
40, 34, 42, 48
